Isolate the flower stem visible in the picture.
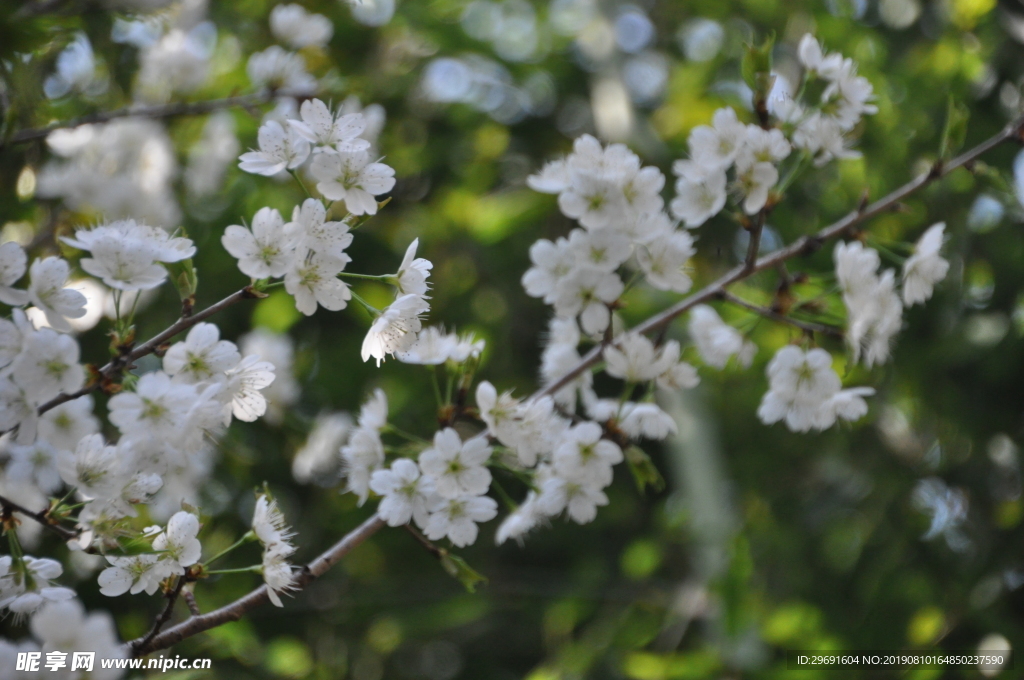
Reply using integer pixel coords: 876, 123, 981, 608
207, 566, 262, 576
204, 531, 256, 567
288, 169, 312, 199
338, 272, 390, 281
350, 291, 381, 316
489, 477, 519, 513
429, 366, 444, 407
384, 423, 430, 445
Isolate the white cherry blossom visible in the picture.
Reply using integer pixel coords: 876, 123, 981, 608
108, 371, 195, 438
38, 395, 99, 451
6, 440, 63, 494
361, 294, 429, 366
418, 428, 492, 499
0, 241, 30, 306
289, 99, 368, 152
902, 222, 949, 306
287, 198, 353, 258
553, 269, 624, 335
246, 45, 317, 91
97, 554, 175, 597
27, 257, 87, 332
395, 238, 433, 295
252, 494, 295, 549
163, 322, 241, 384
369, 458, 436, 528
10, 327, 84, 403
553, 422, 622, 489
670, 161, 728, 228
151, 511, 202, 570
284, 250, 352, 316
222, 207, 297, 279
57, 434, 123, 501
424, 494, 498, 547
636, 230, 696, 293
238, 120, 311, 176
309, 150, 396, 215
0, 556, 75, 618
522, 237, 575, 303
262, 543, 296, 607
688, 305, 755, 369
270, 5, 334, 50
396, 326, 457, 365
221, 355, 277, 422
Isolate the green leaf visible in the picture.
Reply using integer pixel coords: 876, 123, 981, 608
741, 33, 775, 93
939, 96, 969, 160
440, 552, 487, 593
625, 446, 665, 494
164, 258, 198, 301
0, 7, 50, 62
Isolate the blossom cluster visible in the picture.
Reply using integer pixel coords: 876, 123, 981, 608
835, 223, 949, 369
0, 14, 977, 666
0, 216, 281, 652
315, 34, 932, 553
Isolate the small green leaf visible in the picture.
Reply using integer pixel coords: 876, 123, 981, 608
625, 446, 665, 494
741, 33, 775, 92
970, 161, 1014, 194
939, 96, 969, 160
163, 258, 198, 301
440, 552, 487, 593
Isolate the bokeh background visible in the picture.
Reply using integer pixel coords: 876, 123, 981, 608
3, 0, 1024, 677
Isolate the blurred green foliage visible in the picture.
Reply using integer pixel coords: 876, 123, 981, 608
3, 0, 1024, 678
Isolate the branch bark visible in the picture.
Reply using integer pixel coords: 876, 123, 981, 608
30, 287, 259, 419
719, 290, 843, 338
1, 90, 317, 149
0, 493, 79, 543
127, 514, 386, 657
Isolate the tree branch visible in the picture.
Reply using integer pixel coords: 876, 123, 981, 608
719, 290, 843, 338
109, 112, 1024, 659
1, 90, 317, 149
132, 575, 189, 654
0, 493, 80, 543
30, 286, 260, 419
533, 112, 1024, 401
127, 513, 386, 657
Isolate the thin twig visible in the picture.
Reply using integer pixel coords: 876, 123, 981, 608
28, 287, 259, 420
743, 210, 766, 272
719, 290, 843, 338
1, 90, 317, 149
132, 575, 189, 654
127, 514, 386, 657
183, 590, 201, 616
533, 111, 1024, 402
15, 0, 75, 18
0, 493, 79, 543
404, 524, 444, 559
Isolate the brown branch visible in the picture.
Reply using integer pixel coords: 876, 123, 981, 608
127, 513, 386, 657
404, 524, 444, 559
719, 290, 843, 338
14, 0, 76, 18
182, 590, 201, 616
533, 112, 1024, 401
106, 107, 1024, 660
0, 493, 80, 543
30, 287, 259, 419
1, 90, 317, 149
132, 575, 189, 654
743, 210, 766, 272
